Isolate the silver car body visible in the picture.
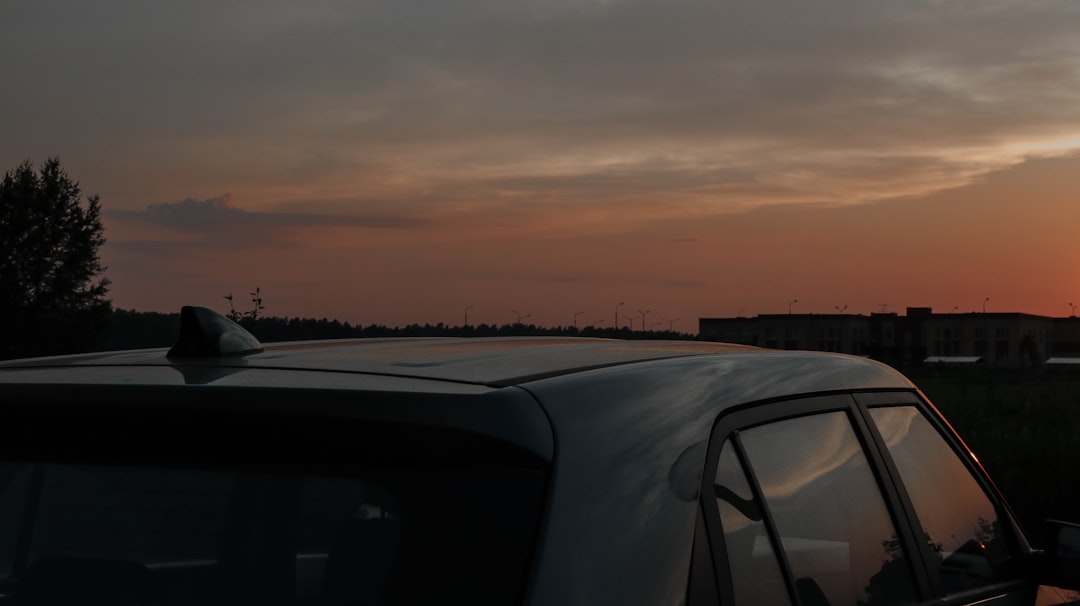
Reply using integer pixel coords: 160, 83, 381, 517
0, 336, 1059, 605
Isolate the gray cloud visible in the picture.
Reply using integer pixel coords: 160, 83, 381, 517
114, 194, 428, 229
5, 0, 1080, 214
106, 193, 432, 251
415, 266, 707, 289
106, 239, 190, 258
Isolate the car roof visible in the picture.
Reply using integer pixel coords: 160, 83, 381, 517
0, 337, 773, 387
0, 335, 916, 393
0, 335, 918, 474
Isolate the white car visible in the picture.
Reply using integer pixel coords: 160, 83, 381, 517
0, 306, 1077, 606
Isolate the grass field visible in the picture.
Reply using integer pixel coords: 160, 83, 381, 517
908, 367, 1080, 542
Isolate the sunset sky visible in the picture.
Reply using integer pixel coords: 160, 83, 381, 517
5, 1, 1080, 329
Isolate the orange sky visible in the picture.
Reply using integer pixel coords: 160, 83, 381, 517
95, 151, 1080, 328
5, 1, 1080, 329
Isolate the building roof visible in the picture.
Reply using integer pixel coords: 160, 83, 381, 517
924, 356, 984, 364
1045, 357, 1080, 365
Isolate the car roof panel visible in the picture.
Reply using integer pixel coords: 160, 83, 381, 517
0, 337, 764, 386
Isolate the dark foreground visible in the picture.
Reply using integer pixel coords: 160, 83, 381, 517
912, 367, 1080, 540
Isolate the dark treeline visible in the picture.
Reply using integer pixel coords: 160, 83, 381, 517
95, 308, 695, 351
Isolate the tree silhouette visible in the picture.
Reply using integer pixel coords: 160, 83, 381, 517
222, 287, 264, 330
0, 157, 110, 358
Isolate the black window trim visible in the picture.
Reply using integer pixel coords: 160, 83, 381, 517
687, 502, 721, 606
852, 391, 1034, 603
853, 390, 1032, 553
700, 391, 936, 605
847, 395, 940, 600
730, 427, 800, 603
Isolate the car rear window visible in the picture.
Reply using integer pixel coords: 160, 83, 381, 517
0, 397, 547, 606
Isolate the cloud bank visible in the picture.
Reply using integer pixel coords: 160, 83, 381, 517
5, 0, 1080, 219
107, 194, 431, 251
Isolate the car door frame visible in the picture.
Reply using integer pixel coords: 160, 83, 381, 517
853, 390, 1036, 606
694, 388, 1036, 606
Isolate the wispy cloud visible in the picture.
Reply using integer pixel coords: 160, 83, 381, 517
112, 193, 430, 230
106, 193, 432, 251
9, 0, 1080, 325
6, 0, 1080, 218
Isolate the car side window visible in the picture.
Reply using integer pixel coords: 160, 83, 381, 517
713, 438, 791, 606
738, 411, 920, 606
869, 406, 1019, 594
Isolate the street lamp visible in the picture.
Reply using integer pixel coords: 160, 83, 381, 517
624, 314, 639, 331
638, 309, 650, 331
574, 311, 585, 330
662, 317, 679, 331
464, 305, 474, 327
1070, 302, 1077, 317
835, 305, 847, 314
736, 308, 746, 318
513, 310, 530, 324
983, 297, 990, 313
789, 299, 799, 315
615, 302, 624, 329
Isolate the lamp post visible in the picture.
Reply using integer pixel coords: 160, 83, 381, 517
662, 318, 679, 331
1070, 302, 1077, 317
789, 299, 799, 315
465, 305, 474, 327
638, 309, 650, 332
835, 305, 847, 314
574, 311, 585, 330
513, 310, 530, 324
615, 302, 624, 329
983, 297, 990, 313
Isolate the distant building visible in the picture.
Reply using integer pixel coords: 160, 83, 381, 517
921, 312, 1052, 368
700, 307, 1076, 369
699, 314, 876, 356
1053, 316, 1080, 357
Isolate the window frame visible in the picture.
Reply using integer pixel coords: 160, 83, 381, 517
853, 391, 1034, 605
699, 389, 1033, 606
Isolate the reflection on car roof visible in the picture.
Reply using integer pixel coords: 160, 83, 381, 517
0, 337, 775, 386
